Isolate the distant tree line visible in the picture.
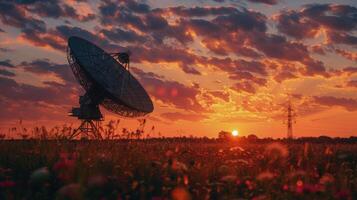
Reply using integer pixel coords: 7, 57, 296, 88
217, 131, 357, 143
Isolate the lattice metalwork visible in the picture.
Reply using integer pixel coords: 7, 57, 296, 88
66, 35, 154, 139
67, 36, 153, 116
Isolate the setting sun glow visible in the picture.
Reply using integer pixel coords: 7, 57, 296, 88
232, 130, 239, 137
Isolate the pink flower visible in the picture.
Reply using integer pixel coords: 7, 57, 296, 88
0, 180, 15, 187
53, 153, 77, 182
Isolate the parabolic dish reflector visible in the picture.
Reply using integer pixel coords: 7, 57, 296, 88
67, 36, 153, 117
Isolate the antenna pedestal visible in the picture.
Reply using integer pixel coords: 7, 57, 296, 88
70, 120, 102, 139
69, 93, 103, 139
67, 36, 154, 140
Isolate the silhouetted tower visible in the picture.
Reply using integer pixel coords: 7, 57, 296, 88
285, 100, 296, 139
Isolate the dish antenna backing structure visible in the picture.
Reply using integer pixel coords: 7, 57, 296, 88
67, 36, 153, 139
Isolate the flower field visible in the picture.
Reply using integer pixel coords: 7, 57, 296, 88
0, 140, 356, 199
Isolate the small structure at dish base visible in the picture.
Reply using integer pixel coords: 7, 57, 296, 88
67, 36, 154, 139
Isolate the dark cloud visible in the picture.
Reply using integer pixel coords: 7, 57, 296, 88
302, 59, 327, 77
0, 76, 75, 106
310, 45, 326, 55
0, 58, 82, 121
274, 71, 297, 83
14, 0, 44, 5
231, 81, 257, 93
342, 67, 357, 75
247, 33, 328, 77
0, 71, 76, 121
0, 60, 15, 68
55, 25, 116, 50
327, 31, 357, 46
0, 1, 99, 51
181, 65, 201, 75
190, 19, 264, 57
234, 59, 267, 75
188, 16, 313, 63
0, 1, 47, 33
347, 80, 357, 88
314, 96, 357, 111
21, 31, 66, 51
99, 1, 193, 46
100, 0, 150, 15
101, 28, 146, 43
130, 45, 201, 75
126, 0, 150, 13
249, 33, 309, 61
212, 8, 267, 32
0, 69, 15, 77
21, 59, 76, 84
276, 10, 320, 39
27, 1, 69, 18
187, 19, 221, 37
206, 57, 268, 78
167, 6, 237, 17
214, 0, 279, 5
167, 6, 327, 78
0, 97, 68, 121
99, 2, 146, 28
16, 0, 95, 22
302, 4, 357, 31
0, 1, 53, 51
276, 3, 357, 46
0, 47, 12, 52
176, 8, 266, 53
98, 1, 327, 81
229, 71, 267, 85
208, 91, 230, 102
23, 25, 121, 51
247, 0, 278, 4
132, 67, 206, 112
334, 48, 357, 62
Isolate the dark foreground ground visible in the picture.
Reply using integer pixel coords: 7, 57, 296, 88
0, 140, 356, 200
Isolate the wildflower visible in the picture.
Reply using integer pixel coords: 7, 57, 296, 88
171, 187, 191, 200
319, 173, 334, 185
53, 153, 76, 182
165, 150, 174, 157
218, 165, 231, 176
282, 184, 289, 191
87, 175, 108, 189
296, 180, 304, 193
245, 180, 255, 190
56, 183, 83, 200
0, 180, 15, 188
335, 190, 351, 200
29, 167, 50, 186
324, 146, 333, 155
171, 160, 188, 172
237, 159, 249, 165
183, 175, 189, 185
220, 175, 237, 182
229, 146, 245, 152
265, 142, 289, 159
252, 195, 268, 200
256, 171, 275, 181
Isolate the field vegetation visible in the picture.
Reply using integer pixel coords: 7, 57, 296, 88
0, 122, 356, 199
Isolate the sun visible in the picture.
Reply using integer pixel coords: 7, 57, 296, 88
232, 129, 239, 137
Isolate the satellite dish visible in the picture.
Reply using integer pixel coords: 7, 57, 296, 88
67, 36, 154, 139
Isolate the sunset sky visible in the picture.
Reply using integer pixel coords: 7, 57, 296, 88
0, 0, 356, 138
